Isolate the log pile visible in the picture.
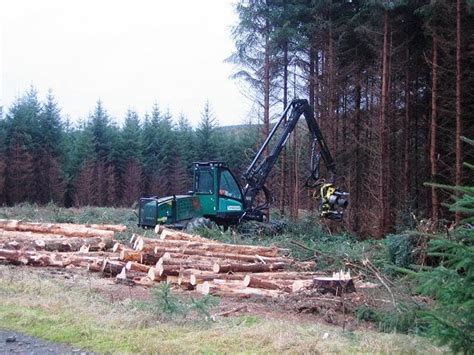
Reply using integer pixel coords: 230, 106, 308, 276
0, 220, 356, 298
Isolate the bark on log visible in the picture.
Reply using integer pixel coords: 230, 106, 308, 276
136, 237, 280, 257
242, 275, 283, 290
156, 226, 217, 243
155, 249, 291, 264
102, 259, 125, 276
119, 250, 163, 265
147, 267, 165, 282
0, 248, 113, 269
116, 267, 147, 281
196, 281, 282, 298
189, 272, 245, 286
241, 271, 325, 280
112, 243, 127, 253
84, 224, 126, 232
156, 257, 214, 270
0, 220, 114, 238
0, 231, 113, 252
125, 261, 152, 273
40, 237, 112, 252
213, 262, 286, 273
156, 263, 214, 277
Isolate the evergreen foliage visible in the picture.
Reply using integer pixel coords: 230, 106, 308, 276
417, 138, 474, 353
0, 90, 255, 208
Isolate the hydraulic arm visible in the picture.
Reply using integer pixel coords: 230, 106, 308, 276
242, 99, 348, 221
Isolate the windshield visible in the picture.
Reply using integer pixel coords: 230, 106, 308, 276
219, 169, 242, 200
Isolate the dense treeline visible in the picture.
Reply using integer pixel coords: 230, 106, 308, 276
230, 0, 473, 236
0, 0, 472, 238
0, 91, 258, 211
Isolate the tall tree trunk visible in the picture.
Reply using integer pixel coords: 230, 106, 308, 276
292, 128, 299, 219
404, 49, 411, 213
353, 72, 362, 233
378, 9, 391, 237
455, 0, 462, 225
430, 35, 439, 228
308, 45, 316, 211
279, 42, 289, 215
263, 20, 271, 221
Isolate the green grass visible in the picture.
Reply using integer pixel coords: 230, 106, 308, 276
0, 266, 443, 354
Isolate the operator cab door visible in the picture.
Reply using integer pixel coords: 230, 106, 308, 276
194, 166, 217, 216
217, 168, 244, 218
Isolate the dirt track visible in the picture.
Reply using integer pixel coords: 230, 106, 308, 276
0, 330, 93, 354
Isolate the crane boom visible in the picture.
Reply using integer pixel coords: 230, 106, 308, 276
242, 99, 346, 221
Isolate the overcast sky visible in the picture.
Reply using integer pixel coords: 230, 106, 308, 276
0, 0, 253, 127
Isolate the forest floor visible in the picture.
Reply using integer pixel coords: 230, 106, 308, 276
0, 204, 444, 354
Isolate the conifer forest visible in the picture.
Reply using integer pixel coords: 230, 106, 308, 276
1, 1, 474, 353
1, 1, 472, 238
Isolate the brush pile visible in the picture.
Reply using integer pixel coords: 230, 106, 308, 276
0, 220, 355, 298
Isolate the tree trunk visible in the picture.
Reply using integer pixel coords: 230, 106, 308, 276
263, 18, 271, 222
312, 276, 356, 295
404, 48, 411, 213
155, 250, 290, 264
279, 41, 289, 215
135, 237, 281, 257
455, 0, 462, 225
378, 9, 391, 237
156, 227, 217, 243
119, 249, 163, 265
212, 261, 286, 273
196, 280, 282, 298
353, 72, 362, 233
0, 220, 114, 238
430, 35, 439, 228
189, 272, 245, 286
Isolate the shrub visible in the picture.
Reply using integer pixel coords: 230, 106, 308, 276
149, 283, 219, 322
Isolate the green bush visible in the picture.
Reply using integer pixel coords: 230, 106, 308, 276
149, 283, 219, 322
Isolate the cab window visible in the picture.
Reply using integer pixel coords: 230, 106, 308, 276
219, 170, 242, 200
195, 168, 213, 194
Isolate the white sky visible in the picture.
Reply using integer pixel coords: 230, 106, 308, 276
0, 0, 253, 127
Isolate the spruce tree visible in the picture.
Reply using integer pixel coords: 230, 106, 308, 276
4, 87, 41, 204
196, 101, 218, 161
36, 90, 65, 204
419, 139, 474, 353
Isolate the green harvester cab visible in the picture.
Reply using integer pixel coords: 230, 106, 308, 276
138, 162, 245, 229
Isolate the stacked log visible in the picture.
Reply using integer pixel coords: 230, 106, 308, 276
0, 221, 125, 273
117, 227, 355, 297
0, 221, 355, 298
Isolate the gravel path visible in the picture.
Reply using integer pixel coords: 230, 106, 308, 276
0, 330, 92, 354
